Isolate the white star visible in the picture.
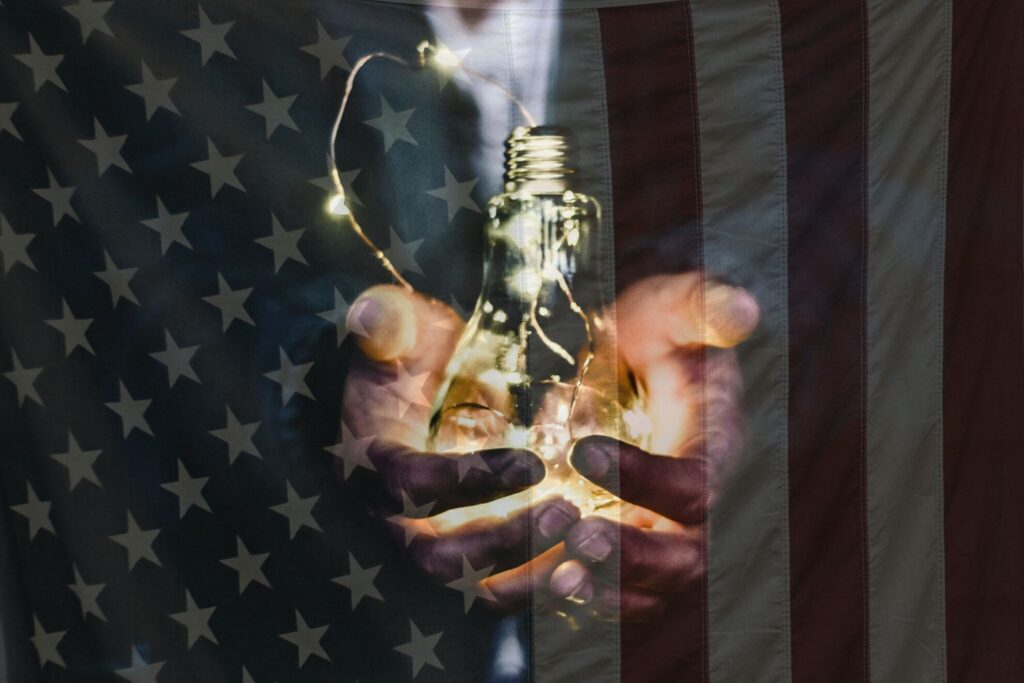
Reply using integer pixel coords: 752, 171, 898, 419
317, 287, 351, 346
161, 460, 210, 518
115, 647, 163, 683
31, 616, 66, 668
78, 117, 130, 174
270, 482, 321, 539
105, 381, 152, 438
246, 80, 298, 139
255, 214, 306, 272
181, 4, 235, 65
32, 169, 78, 225
142, 197, 191, 253
51, 432, 102, 490
110, 511, 160, 570
427, 167, 480, 223
150, 329, 199, 387
1, 102, 22, 140
264, 348, 314, 404
203, 273, 254, 331
394, 620, 443, 677
382, 226, 424, 277
11, 483, 54, 539
446, 556, 497, 612
3, 349, 43, 407
442, 430, 492, 482
45, 299, 94, 356
64, 0, 115, 41
14, 36, 66, 92
170, 590, 218, 648
280, 610, 330, 667
210, 406, 261, 463
331, 552, 382, 609
0, 214, 35, 273
387, 492, 436, 547
432, 41, 472, 90
126, 61, 178, 120
300, 20, 351, 79
323, 422, 375, 480
221, 536, 270, 592
364, 96, 417, 152
94, 250, 139, 306
68, 564, 106, 621
191, 138, 244, 196
384, 360, 432, 418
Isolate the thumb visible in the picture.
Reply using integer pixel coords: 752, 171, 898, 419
347, 285, 463, 364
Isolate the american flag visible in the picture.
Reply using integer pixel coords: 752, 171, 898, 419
1, 0, 1022, 682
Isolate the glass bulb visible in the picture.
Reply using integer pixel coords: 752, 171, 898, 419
428, 127, 650, 528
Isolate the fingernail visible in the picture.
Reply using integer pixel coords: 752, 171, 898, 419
573, 440, 612, 481
537, 502, 579, 539
551, 563, 592, 604
494, 452, 545, 489
349, 287, 416, 360
705, 284, 759, 346
577, 531, 612, 562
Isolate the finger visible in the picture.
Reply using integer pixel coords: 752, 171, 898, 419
570, 435, 709, 524
347, 284, 463, 364
547, 561, 666, 623
351, 440, 546, 515
565, 517, 704, 594
407, 497, 580, 582
482, 545, 567, 613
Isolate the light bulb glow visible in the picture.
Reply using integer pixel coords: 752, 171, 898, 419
327, 193, 350, 216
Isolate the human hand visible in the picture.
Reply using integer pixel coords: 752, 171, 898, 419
338, 285, 581, 597
546, 273, 759, 621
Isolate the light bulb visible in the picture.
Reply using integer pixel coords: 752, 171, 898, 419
428, 127, 651, 528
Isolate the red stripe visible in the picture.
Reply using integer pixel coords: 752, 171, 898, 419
779, 0, 871, 681
943, 1, 1024, 679
599, 2, 707, 681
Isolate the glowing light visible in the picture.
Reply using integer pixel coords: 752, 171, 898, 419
327, 193, 350, 216
433, 45, 461, 68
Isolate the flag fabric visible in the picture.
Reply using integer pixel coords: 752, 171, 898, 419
1, 0, 1022, 682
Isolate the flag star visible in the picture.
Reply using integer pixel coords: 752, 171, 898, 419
78, 117, 130, 174
11, 483, 55, 539
143, 197, 191, 253
427, 167, 480, 223
364, 97, 417, 152
383, 226, 424, 277
105, 381, 153, 438
242, 667, 254, 683
324, 422, 375, 480
3, 349, 43, 407
446, 556, 497, 612
310, 162, 363, 207
192, 138, 244, 196
94, 250, 139, 306
331, 552, 382, 609
150, 329, 199, 387
211, 406, 261, 463
384, 360, 432, 418
203, 273, 254, 331
246, 80, 298, 139
170, 590, 218, 648
317, 287, 351, 345
1, 102, 22, 140
387, 491, 436, 546
264, 348, 314, 404
280, 610, 330, 667
126, 61, 178, 120
161, 460, 210, 518
432, 41, 472, 90
51, 432, 102, 490
449, 294, 469, 320
443, 431, 492, 482
270, 482, 321, 539
221, 536, 270, 592
31, 616, 66, 668
115, 647, 164, 683
0, 214, 35, 273
15, 36, 67, 92
64, 0, 115, 41
182, 4, 235, 65
45, 299, 94, 356
68, 564, 107, 621
394, 620, 444, 678
301, 20, 351, 79
32, 170, 78, 225
110, 511, 160, 570
255, 214, 306, 272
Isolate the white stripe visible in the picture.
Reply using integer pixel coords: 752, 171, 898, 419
689, 1, 793, 681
